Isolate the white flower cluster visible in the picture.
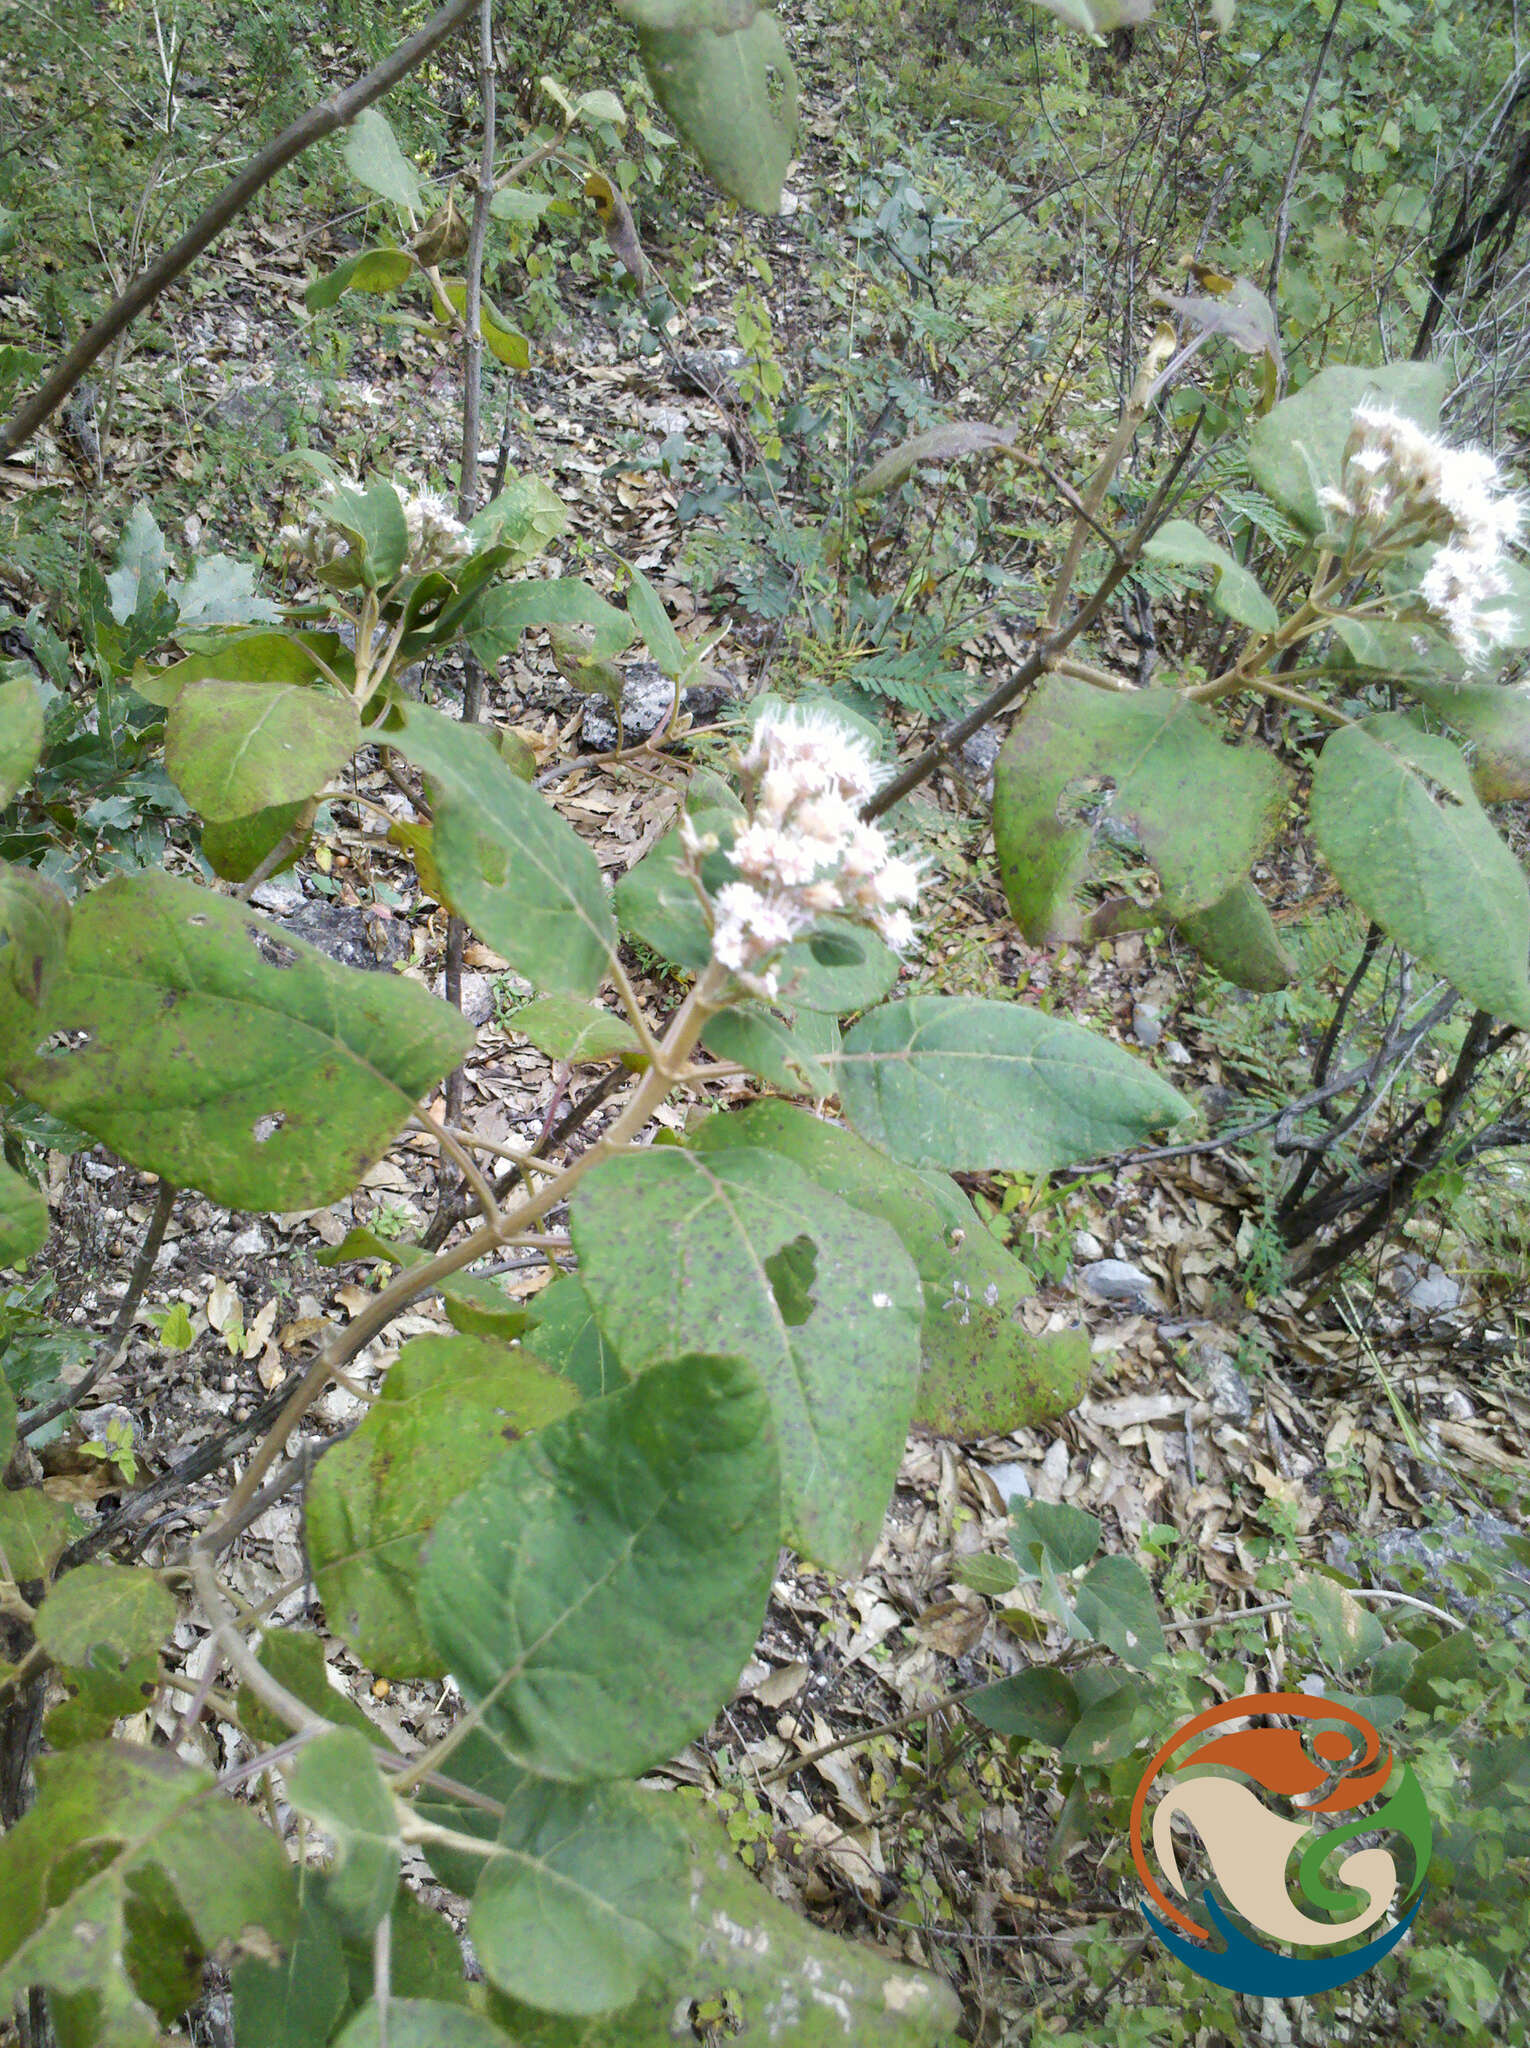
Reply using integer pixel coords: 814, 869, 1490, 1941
688, 706, 922, 999
1321, 403, 1524, 666
276, 479, 473, 578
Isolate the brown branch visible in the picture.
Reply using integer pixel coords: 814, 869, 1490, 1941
0, 0, 480, 458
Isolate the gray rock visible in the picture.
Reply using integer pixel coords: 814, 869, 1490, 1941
1132, 1002, 1162, 1048
1402, 1262, 1462, 1316
957, 725, 1001, 791
1193, 1344, 1253, 1425
580, 660, 740, 751
1079, 1258, 1162, 1312
276, 901, 409, 973
1072, 1229, 1105, 1262
228, 1226, 267, 1259
983, 1460, 1032, 1505
1164, 1038, 1192, 1066
250, 873, 306, 915
429, 970, 498, 1028
670, 346, 748, 400
1328, 1513, 1530, 1640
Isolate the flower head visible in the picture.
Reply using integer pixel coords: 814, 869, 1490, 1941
1322, 403, 1524, 669
699, 704, 925, 995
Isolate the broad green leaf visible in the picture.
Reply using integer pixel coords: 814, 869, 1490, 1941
201, 799, 312, 883
34, 1562, 174, 1674
343, 108, 424, 215
432, 279, 532, 369
166, 680, 359, 821
1009, 1500, 1100, 1578
285, 1730, 400, 1936
231, 1884, 350, 2048
1309, 715, 1530, 1026
419, 1353, 779, 1781
0, 863, 68, 1005
130, 628, 347, 708
612, 822, 716, 971
691, 1103, 1090, 1436
835, 997, 1190, 1171
1290, 1573, 1388, 1674
168, 554, 280, 628
466, 577, 634, 666
1142, 518, 1279, 633
1173, 877, 1295, 991
306, 246, 415, 311
992, 674, 1289, 938
1407, 679, 1530, 803
1072, 1554, 1165, 1670
0, 1491, 84, 1580
1248, 360, 1449, 535
1331, 613, 1464, 685
236, 1631, 387, 1752
701, 1003, 832, 1096
316, 1228, 533, 1341
308, 1333, 576, 1679
572, 1148, 922, 1574
338, 1884, 469, 2007
0, 672, 43, 803
620, 559, 688, 677
776, 916, 901, 1013
488, 1801, 960, 2047
0, 1158, 46, 1263
0, 1372, 12, 1465
574, 87, 627, 127
0, 871, 473, 1211
965, 1668, 1081, 1747
510, 995, 640, 1064
1059, 1672, 1154, 1766
616, 0, 798, 216
335, 2002, 515, 2048
490, 188, 554, 224
522, 1275, 626, 1400
469, 1781, 690, 2014
394, 703, 617, 997
105, 503, 170, 624
0, 1742, 297, 2044
854, 421, 1016, 500
467, 475, 569, 560
324, 478, 411, 588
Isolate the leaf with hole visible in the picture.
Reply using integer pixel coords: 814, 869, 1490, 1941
419, 1353, 778, 1780
230, 1884, 350, 2048
616, 0, 798, 216
469, 1780, 691, 2014
1309, 715, 1530, 1026
1072, 1554, 1165, 1670
993, 674, 1289, 939
0, 871, 473, 1211
0, 1742, 297, 2044
393, 704, 616, 998
690, 1102, 1090, 1436
307, 1333, 577, 1679
572, 1148, 922, 1574
836, 996, 1189, 1172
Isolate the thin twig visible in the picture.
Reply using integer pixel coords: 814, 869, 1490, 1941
19, 1180, 176, 1438
0, 0, 481, 457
